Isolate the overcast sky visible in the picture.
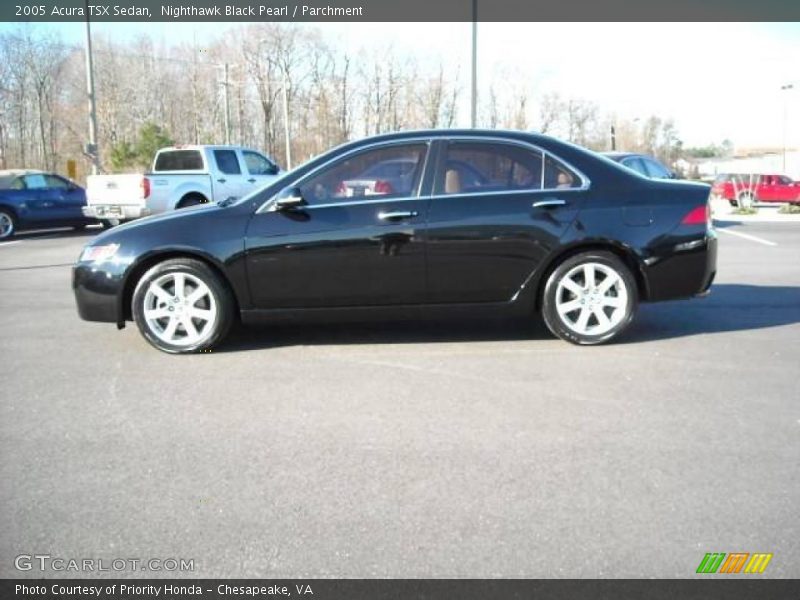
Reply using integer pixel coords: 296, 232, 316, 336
8, 21, 800, 150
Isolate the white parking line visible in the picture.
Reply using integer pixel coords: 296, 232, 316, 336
716, 228, 778, 247
0, 241, 22, 247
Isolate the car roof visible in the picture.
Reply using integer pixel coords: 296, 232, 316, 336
0, 169, 46, 188
0, 169, 45, 178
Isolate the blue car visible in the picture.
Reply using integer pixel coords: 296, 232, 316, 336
0, 169, 97, 239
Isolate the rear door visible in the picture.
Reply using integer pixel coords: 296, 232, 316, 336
425, 138, 586, 304
245, 139, 433, 308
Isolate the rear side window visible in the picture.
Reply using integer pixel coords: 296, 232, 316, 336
214, 150, 242, 175
437, 141, 581, 195
439, 142, 544, 194
643, 159, 672, 179
154, 150, 204, 171
45, 175, 70, 189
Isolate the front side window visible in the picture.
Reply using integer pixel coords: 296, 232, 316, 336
45, 175, 70, 189
621, 157, 648, 176
214, 150, 241, 175
23, 174, 47, 189
298, 143, 428, 205
644, 159, 672, 179
243, 151, 276, 176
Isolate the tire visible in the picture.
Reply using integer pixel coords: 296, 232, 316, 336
541, 251, 638, 345
728, 200, 738, 208
0, 208, 16, 240
177, 194, 207, 209
132, 258, 235, 354
101, 219, 120, 229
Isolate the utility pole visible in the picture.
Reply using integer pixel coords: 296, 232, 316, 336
470, 0, 478, 128
84, 12, 100, 175
610, 125, 616, 151
222, 63, 231, 145
280, 64, 292, 170
781, 83, 794, 173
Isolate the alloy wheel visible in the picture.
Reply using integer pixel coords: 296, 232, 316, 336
554, 262, 629, 336
142, 272, 218, 346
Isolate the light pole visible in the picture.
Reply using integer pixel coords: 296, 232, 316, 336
470, 0, 478, 128
780, 83, 794, 173
84, 11, 100, 175
279, 62, 292, 170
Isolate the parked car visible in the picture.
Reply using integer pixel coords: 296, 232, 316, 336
74, 129, 717, 353
0, 169, 97, 240
83, 145, 283, 226
710, 173, 800, 207
603, 152, 677, 180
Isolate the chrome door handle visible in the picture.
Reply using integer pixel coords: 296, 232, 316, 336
378, 210, 418, 220
532, 199, 567, 209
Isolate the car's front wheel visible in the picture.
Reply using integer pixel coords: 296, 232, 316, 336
132, 258, 235, 354
541, 251, 638, 345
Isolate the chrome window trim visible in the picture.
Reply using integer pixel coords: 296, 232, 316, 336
257, 137, 434, 214
256, 134, 591, 213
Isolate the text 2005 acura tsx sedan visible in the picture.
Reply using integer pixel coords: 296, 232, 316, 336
73, 129, 717, 353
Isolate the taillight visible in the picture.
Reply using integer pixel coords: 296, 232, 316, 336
140, 177, 151, 199
681, 204, 709, 225
374, 180, 393, 194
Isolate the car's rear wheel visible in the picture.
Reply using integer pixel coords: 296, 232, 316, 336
541, 251, 638, 345
0, 209, 16, 240
177, 194, 207, 209
132, 258, 235, 354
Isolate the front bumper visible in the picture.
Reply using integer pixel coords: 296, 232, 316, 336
72, 262, 127, 323
82, 204, 151, 220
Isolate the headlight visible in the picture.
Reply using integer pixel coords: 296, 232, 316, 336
80, 243, 120, 263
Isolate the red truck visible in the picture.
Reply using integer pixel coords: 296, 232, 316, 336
711, 173, 800, 206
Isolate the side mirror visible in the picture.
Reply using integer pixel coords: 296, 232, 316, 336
274, 187, 306, 210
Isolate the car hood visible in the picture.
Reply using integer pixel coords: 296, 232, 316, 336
89, 203, 226, 245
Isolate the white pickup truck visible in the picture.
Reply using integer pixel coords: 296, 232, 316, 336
84, 145, 283, 224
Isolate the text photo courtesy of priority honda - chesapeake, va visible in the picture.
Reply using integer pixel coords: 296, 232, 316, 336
0, 3, 799, 599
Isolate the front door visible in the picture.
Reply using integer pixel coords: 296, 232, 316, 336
211, 148, 249, 201
245, 140, 432, 309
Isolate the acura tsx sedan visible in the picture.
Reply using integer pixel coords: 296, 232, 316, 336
73, 129, 717, 353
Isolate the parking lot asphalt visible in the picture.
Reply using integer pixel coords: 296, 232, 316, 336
1, 221, 798, 578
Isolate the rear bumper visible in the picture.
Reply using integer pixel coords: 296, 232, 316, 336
72, 262, 126, 323
83, 205, 151, 220
644, 230, 717, 302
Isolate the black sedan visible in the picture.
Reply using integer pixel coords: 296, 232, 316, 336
73, 130, 717, 353
0, 169, 96, 239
